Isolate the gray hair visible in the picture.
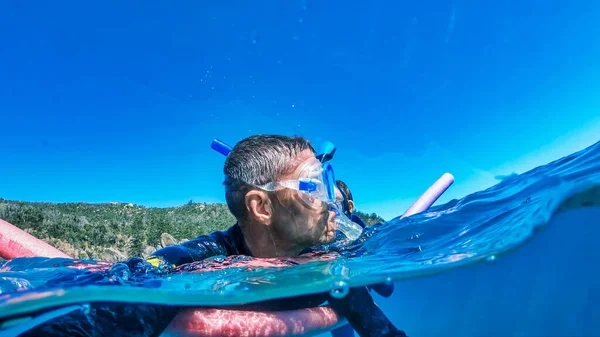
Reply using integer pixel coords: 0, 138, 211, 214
223, 134, 315, 220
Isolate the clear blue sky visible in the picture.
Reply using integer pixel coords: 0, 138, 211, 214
1, 1, 599, 220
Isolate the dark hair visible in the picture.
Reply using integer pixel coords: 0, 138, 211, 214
223, 134, 315, 220
335, 180, 353, 215
335, 180, 353, 202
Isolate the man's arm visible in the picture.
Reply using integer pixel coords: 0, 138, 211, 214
146, 227, 237, 267
328, 286, 407, 337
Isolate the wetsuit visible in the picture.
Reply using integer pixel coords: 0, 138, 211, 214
147, 222, 250, 267
149, 223, 406, 337
351, 213, 368, 228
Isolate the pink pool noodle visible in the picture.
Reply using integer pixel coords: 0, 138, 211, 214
401, 173, 455, 218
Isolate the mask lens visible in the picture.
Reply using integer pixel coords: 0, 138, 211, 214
296, 161, 343, 214
296, 162, 327, 205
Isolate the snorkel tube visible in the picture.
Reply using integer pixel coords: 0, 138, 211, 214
210, 138, 336, 162
322, 162, 363, 241
313, 141, 363, 240
210, 138, 233, 156
210, 138, 335, 162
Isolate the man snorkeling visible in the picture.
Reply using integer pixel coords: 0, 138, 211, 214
148, 135, 343, 264
21, 135, 405, 337
147, 134, 405, 337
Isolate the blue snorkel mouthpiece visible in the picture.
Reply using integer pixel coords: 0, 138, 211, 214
211, 138, 233, 156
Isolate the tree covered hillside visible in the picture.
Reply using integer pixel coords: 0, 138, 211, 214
0, 198, 383, 262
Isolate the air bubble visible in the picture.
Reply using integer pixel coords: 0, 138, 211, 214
108, 263, 132, 283
329, 280, 350, 299
486, 255, 496, 263
81, 303, 91, 315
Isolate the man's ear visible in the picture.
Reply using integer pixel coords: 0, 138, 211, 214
245, 190, 272, 225
348, 200, 355, 214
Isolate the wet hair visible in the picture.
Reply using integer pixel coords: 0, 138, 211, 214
335, 180, 353, 215
223, 134, 315, 220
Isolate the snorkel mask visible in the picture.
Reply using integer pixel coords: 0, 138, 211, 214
252, 158, 363, 241
212, 138, 364, 241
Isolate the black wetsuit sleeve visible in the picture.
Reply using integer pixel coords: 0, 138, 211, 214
150, 237, 228, 266
149, 225, 243, 267
351, 214, 368, 228
19, 302, 180, 337
328, 286, 407, 337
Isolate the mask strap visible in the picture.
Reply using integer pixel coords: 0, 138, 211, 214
322, 163, 337, 202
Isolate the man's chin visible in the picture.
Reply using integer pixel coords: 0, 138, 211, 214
322, 228, 336, 243
319, 212, 338, 243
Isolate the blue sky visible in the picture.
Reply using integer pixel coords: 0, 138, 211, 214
1, 1, 599, 220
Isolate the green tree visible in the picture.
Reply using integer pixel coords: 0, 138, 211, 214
128, 215, 146, 258
146, 212, 174, 247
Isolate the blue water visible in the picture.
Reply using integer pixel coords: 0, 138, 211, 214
1, 140, 599, 336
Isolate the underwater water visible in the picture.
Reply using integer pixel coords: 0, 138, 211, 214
1, 140, 599, 337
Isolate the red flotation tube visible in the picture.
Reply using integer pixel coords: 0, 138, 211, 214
0, 218, 70, 260
0, 217, 344, 337
164, 307, 343, 337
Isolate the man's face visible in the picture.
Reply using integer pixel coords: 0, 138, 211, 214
269, 149, 338, 247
